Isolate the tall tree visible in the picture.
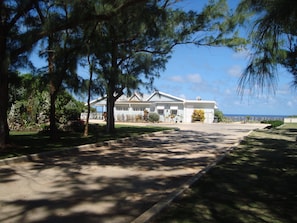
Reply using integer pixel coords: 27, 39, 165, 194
0, 0, 147, 146
0, 0, 42, 146
236, 0, 297, 94
92, 1, 174, 132
87, 0, 244, 133
37, 1, 81, 139
83, 52, 95, 137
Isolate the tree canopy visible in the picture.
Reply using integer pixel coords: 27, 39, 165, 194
0, 0, 245, 146
236, 0, 297, 94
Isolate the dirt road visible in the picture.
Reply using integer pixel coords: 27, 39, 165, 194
0, 123, 266, 223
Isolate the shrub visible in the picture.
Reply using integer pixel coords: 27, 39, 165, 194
214, 109, 224, 122
192, 109, 205, 122
136, 114, 143, 122
148, 112, 160, 122
261, 120, 284, 128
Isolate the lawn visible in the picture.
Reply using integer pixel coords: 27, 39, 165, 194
0, 124, 172, 159
153, 123, 297, 223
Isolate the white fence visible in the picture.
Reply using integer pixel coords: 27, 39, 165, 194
80, 112, 104, 120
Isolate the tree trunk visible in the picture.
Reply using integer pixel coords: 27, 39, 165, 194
48, 37, 59, 140
0, 36, 9, 147
49, 83, 59, 140
0, 59, 9, 146
106, 84, 116, 133
83, 112, 89, 137
83, 55, 93, 137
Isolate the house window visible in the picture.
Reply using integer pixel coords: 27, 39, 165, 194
116, 106, 128, 111
157, 109, 164, 115
156, 105, 164, 115
171, 109, 177, 115
170, 106, 178, 116
133, 106, 146, 111
158, 110, 164, 115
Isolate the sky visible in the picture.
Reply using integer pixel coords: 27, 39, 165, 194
150, 44, 297, 116
27, 0, 297, 116
143, 0, 297, 116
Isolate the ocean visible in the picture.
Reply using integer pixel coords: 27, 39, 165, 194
224, 114, 287, 122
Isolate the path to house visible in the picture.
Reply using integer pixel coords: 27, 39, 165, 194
0, 122, 267, 223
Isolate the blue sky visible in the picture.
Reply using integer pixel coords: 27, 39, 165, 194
146, 0, 297, 116
27, 0, 296, 116
151, 44, 296, 116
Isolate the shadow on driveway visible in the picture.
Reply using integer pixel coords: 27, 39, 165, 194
0, 125, 261, 223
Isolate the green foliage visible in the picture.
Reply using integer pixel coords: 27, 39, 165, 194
214, 109, 224, 122
148, 113, 160, 123
192, 109, 205, 122
80, 0, 245, 133
1, 0, 248, 144
55, 91, 86, 124
261, 120, 284, 128
8, 73, 86, 130
236, 0, 297, 93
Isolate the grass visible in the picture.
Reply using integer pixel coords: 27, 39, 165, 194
0, 124, 172, 159
153, 123, 297, 223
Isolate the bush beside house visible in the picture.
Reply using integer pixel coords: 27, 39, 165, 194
148, 112, 160, 122
192, 109, 205, 122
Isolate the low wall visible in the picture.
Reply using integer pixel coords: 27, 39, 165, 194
284, 118, 297, 123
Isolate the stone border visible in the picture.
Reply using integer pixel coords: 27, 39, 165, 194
0, 129, 178, 166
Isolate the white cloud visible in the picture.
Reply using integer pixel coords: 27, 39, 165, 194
225, 88, 232, 95
169, 75, 184, 82
168, 73, 203, 84
179, 94, 186, 99
187, 74, 202, 83
287, 101, 293, 107
228, 65, 242, 78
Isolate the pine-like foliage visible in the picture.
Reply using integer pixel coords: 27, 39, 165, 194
236, 0, 297, 94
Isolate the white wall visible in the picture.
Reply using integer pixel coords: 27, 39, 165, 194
184, 106, 214, 123
113, 101, 215, 123
284, 118, 297, 123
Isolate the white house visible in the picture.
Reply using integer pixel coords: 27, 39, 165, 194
82, 91, 217, 123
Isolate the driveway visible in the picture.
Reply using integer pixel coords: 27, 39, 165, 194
0, 123, 267, 223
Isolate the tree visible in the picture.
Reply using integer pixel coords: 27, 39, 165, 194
236, 0, 297, 94
8, 73, 48, 127
8, 73, 85, 130
0, 0, 148, 146
0, 0, 245, 146
83, 52, 96, 137
86, 0, 244, 133
35, 1, 84, 139
0, 0, 42, 146
214, 109, 224, 122
84, 1, 169, 133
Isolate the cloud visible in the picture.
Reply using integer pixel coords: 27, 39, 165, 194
225, 88, 232, 95
228, 65, 242, 77
287, 101, 293, 107
169, 75, 184, 82
187, 74, 202, 83
168, 73, 202, 84
179, 94, 186, 99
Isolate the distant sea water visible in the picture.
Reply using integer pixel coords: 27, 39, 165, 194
224, 114, 288, 122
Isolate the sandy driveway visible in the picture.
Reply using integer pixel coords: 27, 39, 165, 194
0, 123, 267, 223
